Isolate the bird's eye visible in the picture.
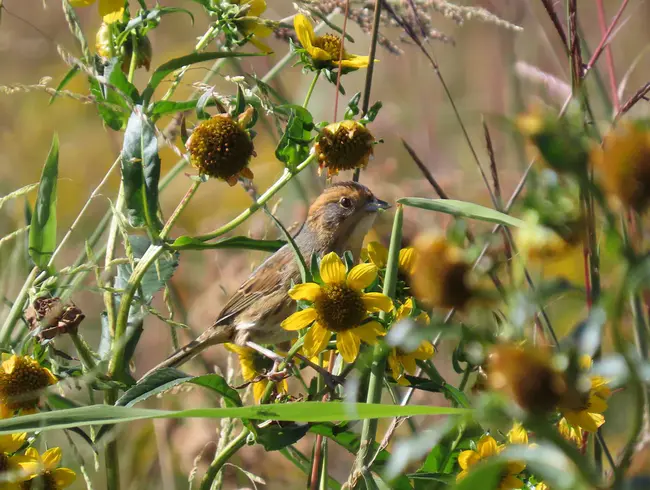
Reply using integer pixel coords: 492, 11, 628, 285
339, 197, 353, 209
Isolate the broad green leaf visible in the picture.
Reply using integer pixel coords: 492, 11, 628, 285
151, 100, 200, 118
171, 235, 284, 252
398, 198, 524, 228
120, 108, 162, 231
142, 51, 262, 104
0, 403, 470, 435
257, 423, 310, 451
29, 135, 58, 269
310, 423, 412, 490
116, 368, 241, 408
88, 58, 133, 131
274, 105, 314, 169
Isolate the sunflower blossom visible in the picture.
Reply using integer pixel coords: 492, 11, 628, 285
20, 448, 75, 490
558, 356, 611, 433
69, 0, 123, 23
387, 298, 433, 386
225, 344, 288, 403
0, 355, 57, 417
293, 14, 374, 70
456, 435, 524, 489
0, 432, 39, 489
281, 252, 393, 363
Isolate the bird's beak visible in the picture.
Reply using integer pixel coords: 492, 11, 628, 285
365, 197, 391, 213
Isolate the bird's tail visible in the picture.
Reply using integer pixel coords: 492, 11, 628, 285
140, 326, 233, 380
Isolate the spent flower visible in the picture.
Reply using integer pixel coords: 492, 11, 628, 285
314, 121, 375, 176
281, 252, 392, 363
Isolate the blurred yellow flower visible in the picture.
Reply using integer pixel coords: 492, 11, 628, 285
506, 422, 529, 445
21, 447, 76, 490
281, 252, 392, 363
387, 299, 433, 385
314, 121, 375, 176
536, 483, 550, 490
592, 122, 650, 213
0, 355, 57, 417
558, 417, 583, 446
457, 435, 524, 489
230, 0, 274, 53
293, 14, 373, 70
0, 432, 39, 488
69, 0, 123, 23
362, 241, 416, 276
225, 344, 288, 403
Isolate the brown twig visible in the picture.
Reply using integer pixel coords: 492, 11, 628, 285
539, 0, 569, 53
585, 0, 631, 72
568, 0, 583, 90
617, 81, 650, 117
401, 140, 448, 199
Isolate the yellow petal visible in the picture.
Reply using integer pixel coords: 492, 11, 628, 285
563, 410, 602, 432
0, 432, 25, 454
352, 321, 384, 344
477, 435, 498, 458
499, 475, 524, 489
398, 247, 417, 275
340, 55, 372, 69
346, 263, 378, 291
457, 450, 480, 470
289, 283, 322, 302
336, 330, 360, 363
281, 308, 317, 331
224, 343, 250, 356
319, 252, 346, 284
9, 454, 40, 480
50, 468, 77, 488
456, 469, 469, 482
366, 241, 388, 268
247, 35, 274, 54
387, 352, 401, 380
245, 0, 266, 17
99, 0, 124, 23
588, 394, 608, 414
310, 46, 333, 61
239, 358, 257, 382
302, 323, 332, 359
40, 447, 62, 470
362, 293, 393, 313
24, 448, 39, 460
294, 14, 317, 52
1, 356, 17, 375
253, 379, 268, 403
507, 422, 528, 445
414, 341, 434, 360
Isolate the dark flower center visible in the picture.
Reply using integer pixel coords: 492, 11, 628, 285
313, 34, 345, 61
188, 116, 253, 180
21, 472, 57, 490
316, 124, 374, 172
0, 453, 9, 473
314, 284, 366, 332
0, 359, 53, 411
251, 353, 274, 374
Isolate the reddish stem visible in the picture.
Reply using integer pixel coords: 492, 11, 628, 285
585, 0, 631, 74
333, 0, 351, 121
595, 0, 621, 112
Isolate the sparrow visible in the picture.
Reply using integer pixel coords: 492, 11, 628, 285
144, 181, 390, 376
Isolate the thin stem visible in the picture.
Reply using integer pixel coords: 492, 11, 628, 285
70, 332, 97, 371
595, 0, 620, 113
104, 389, 121, 490
303, 71, 321, 109
350, 205, 403, 488
0, 267, 38, 344
160, 179, 201, 240
199, 427, 250, 490
127, 32, 139, 84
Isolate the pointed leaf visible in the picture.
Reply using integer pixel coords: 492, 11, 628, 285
398, 198, 524, 228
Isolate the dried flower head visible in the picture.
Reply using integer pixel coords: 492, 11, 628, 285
591, 122, 650, 212
293, 14, 374, 70
0, 355, 58, 416
411, 234, 474, 310
487, 344, 566, 413
187, 109, 255, 186
25, 297, 85, 341
281, 252, 392, 363
315, 121, 374, 176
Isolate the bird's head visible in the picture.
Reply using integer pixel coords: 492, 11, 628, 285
303, 181, 390, 257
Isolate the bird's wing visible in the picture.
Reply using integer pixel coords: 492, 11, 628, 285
213, 246, 293, 325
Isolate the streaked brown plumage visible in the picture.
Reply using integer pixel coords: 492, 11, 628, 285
145, 182, 389, 376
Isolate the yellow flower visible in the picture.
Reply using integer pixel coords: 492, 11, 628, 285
187, 108, 255, 186
293, 14, 373, 70
558, 356, 611, 433
0, 432, 40, 489
281, 252, 393, 363
230, 0, 274, 53
387, 299, 433, 385
68, 0, 123, 23
506, 422, 528, 445
314, 121, 375, 176
591, 122, 650, 213
225, 344, 288, 404
0, 355, 57, 417
456, 435, 524, 489
558, 417, 583, 446
362, 242, 417, 276
411, 234, 474, 310
20, 448, 76, 490
536, 484, 550, 490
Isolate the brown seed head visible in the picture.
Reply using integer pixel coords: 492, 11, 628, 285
0, 355, 57, 414
315, 121, 374, 176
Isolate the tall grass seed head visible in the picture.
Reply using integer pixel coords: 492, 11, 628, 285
591, 121, 650, 213
315, 121, 375, 176
187, 109, 255, 185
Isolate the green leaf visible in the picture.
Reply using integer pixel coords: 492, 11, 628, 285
116, 7, 194, 45
49, 66, 79, 105
274, 105, 314, 169
143, 51, 262, 105
398, 198, 525, 228
0, 403, 470, 435
116, 368, 241, 408
257, 423, 310, 451
88, 58, 132, 131
171, 235, 284, 252
310, 423, 413, 490
450, 459, 502, 490
120, 108, 162, 231
151, 100, 199, 117
29, 134, 59, 269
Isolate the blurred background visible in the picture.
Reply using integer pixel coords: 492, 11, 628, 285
2, 0, 650, 488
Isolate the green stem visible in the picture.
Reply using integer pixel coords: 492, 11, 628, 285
160, 180, 201, 240
350, 205, 403, 487
303, 71, 321, 108
127, 32, 139, 84
191, 154, 316, 243
70, 332, 97, 371
104, 389, 121, 490
0, 267, 38, 344
199, 428, 250, 490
